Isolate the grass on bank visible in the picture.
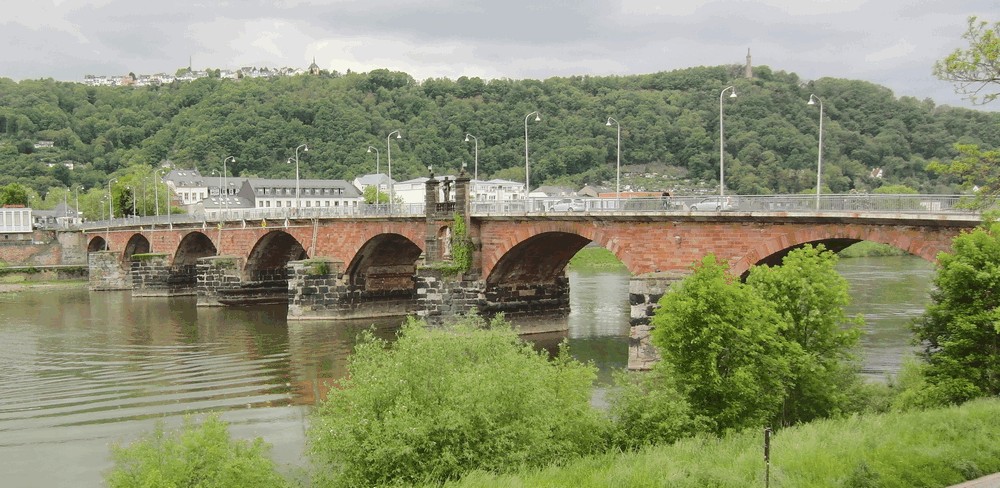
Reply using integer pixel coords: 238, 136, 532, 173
838, 241, 908, 258
568, 247, 627, 272
437, 398, 1000, 488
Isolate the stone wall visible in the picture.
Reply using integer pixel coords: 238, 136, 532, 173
482, 276, 570, 318
89, 251, 131, 291
627, 272, 687, 370
416, 268, 486, 324
0, 230, 85, 266
196, 256, 245, 307
130, 254, 172, 297
287, 259, 418, 320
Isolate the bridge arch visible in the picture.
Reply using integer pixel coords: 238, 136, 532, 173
173, 232, 218, 266
123, 234, 151, 261
88, 236, 108, 252
486, 231, 594, 285
346, 233, 423, 291
730, 224, 952, 277
245, 230, 308, 280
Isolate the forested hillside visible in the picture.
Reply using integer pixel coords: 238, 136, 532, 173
1, 64, 998, 212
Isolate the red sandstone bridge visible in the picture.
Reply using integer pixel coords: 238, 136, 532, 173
77, 184, 979, 369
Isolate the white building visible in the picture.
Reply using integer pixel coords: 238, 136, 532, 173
0, 207, 32, 233
471, 179, 525, 201
393, 176, 526, 205
245, 178, 363, 211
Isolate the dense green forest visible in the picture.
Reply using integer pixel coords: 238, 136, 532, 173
2, 64, 999, 214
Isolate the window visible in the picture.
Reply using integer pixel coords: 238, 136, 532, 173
259, 201, 264, 208
306, 201, 311, 207
276, 201, 282, 208
324, 201, 330, 207
266, 200, 271, 207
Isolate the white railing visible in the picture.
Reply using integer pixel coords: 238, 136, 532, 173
76, 194, 978, 231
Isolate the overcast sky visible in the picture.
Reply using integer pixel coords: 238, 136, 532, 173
2, 0, 996, 111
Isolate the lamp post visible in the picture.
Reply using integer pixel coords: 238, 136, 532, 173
524, 111, 540, 200
101, 195, 109, 249
126, 185, 136, 219
808, 94, 824, 210
464, 133, 478, 181
367, 145, 380, 204
719, 85, 737, 197
108, 178, 117, 224
222, 155, 235, 222
153, 173, 160, 218
606, 116, 621, 203
288, 144, 308, 211
387, 130, 401, 208
141, 179, 146, 218
74, 186, 80, 224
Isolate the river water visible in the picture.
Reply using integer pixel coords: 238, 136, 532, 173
0, 255, 932, 487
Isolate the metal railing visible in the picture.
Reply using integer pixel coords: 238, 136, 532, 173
75, 194, 978, 231
470, 194, 976, 216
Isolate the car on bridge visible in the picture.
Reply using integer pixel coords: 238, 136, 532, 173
549, 198, 586, 212
687, 196, 734, 211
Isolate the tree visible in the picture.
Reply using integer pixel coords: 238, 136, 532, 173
747, 245, 863, 425
928, 143, 1000, 208
934, 16, 1000, 105
650, 255, 793, 433
308, 315, 607, 487
362, 185, 388, 204
106, 415, 289, 488
0, 183, 31, 206
911, 223, 1000, 405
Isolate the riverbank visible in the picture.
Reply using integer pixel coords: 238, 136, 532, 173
437, 398, 1000, 488
0, 280, 88, 293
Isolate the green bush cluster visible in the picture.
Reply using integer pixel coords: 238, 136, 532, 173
609, 245, 867, 445
308, 315, 608, 487
105, 415, 289, 488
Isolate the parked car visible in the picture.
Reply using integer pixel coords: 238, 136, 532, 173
549, 198, 585, 212
688, 197, 734, 211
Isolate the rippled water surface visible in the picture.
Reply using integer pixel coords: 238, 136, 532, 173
0, 258, 932, 486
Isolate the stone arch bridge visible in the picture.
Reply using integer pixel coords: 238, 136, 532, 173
85, 200, 975, 320
82, 179, 977, 368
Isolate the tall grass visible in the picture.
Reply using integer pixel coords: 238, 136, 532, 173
439, 399, 1000, 488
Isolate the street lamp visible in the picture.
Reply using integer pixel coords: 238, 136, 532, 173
606, 116, 621, 203
108, 178, 117, 223
464, 133, 478, 181
524, 111, 540, 199
387, 130, 401, 207
719, 85, 737, 198
101, 194, 109, 250
222, 155, 235, 221
367, 145, 380, 204
126, 185, 136, 219
808, 94, 824, 210
288, 144, 308, 210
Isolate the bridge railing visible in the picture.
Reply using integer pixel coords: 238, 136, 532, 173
470, 194, 976, 216
76, 202, 428, 231
74, 194, 977, 231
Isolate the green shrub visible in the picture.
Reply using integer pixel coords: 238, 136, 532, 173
106, 415, 289, 488
436, 399, 1000, 488
607, 366, 704, 450
308, 315, 609, 487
